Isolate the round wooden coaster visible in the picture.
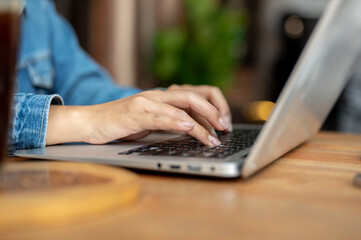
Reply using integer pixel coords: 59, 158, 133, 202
0, 161, 139, 229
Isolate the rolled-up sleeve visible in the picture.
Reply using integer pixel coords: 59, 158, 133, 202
8, 93, 64, 152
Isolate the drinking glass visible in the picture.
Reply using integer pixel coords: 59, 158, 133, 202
0, 0, 21, 167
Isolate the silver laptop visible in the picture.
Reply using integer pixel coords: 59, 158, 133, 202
15, 0, 361, 178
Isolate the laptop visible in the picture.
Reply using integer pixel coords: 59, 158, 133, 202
15, 0, 361, 178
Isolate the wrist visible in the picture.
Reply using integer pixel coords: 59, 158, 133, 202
46, 105, 89, 145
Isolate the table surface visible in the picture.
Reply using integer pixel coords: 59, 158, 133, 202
1, 131, 361, 240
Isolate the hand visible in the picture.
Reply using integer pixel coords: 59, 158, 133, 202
46, 89, 231, 147
167, 84, 232, 133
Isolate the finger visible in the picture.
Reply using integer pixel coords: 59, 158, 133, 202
167, 85, 232, 132
185, 120, 220, 147
142, 99, 190, 121
136, 112, 195, 133
194, 85, 232, 128
134, 112, 220, 147
189, 111, 217, 138
168, 84, 231, 119
140, 100, 220, 146
149, 90, 230, 131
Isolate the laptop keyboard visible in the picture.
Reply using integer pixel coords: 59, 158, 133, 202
119, 129, 260, 159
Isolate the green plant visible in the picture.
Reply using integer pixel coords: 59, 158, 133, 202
151, 0, 247, 91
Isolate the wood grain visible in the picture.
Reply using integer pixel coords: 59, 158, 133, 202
1, 131, 360, 240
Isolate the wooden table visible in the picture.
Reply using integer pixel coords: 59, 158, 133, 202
1, 131, 361, 240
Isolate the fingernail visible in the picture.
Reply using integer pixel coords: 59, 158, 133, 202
179, 121, 194, 129
208, 135, 221, 146
225, 116, 233, 132
219, 117, 230, 129
210, 128, 217, 138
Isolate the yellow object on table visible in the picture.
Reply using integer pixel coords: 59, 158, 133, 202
0, 161, 139, 230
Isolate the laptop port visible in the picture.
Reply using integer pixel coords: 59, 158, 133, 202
187, 165, 201, 172
169, 165, 181, 170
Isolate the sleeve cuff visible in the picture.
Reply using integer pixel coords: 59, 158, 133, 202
9, 93, 64, 152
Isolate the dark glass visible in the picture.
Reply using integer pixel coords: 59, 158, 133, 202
0, 5, 20, 164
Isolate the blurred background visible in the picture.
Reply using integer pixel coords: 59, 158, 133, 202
53, 0, 360, 132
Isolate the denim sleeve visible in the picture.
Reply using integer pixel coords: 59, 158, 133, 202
45, 1, 141, 105
8, 93, 64, 152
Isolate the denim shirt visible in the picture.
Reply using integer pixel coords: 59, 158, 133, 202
9, 0, 141, 152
